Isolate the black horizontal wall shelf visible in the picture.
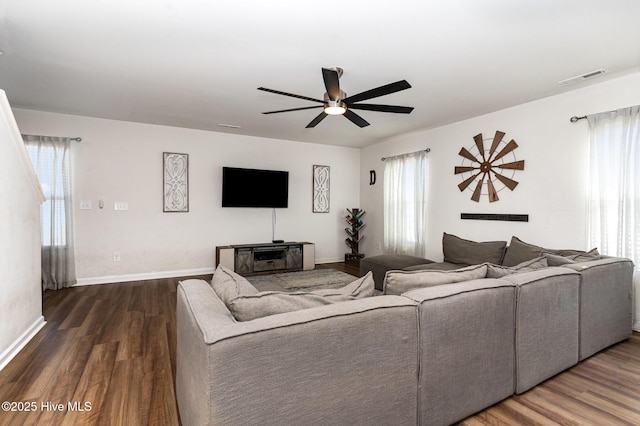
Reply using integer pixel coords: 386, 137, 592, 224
461, 213, 529, 222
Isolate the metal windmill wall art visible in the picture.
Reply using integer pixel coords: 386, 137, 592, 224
454, 131, 525, 202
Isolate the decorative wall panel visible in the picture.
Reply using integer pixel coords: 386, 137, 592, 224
312, 165, 330, 213
163, 152, 189, 212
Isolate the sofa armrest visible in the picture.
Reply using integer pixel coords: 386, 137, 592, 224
176, 279, 419, 426
502, 267, 581, 393
563, 257, 634, 359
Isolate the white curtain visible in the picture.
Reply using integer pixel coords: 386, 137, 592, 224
383, 150, 428, 257
587, 105, 640, 330
23, 135, 77, 290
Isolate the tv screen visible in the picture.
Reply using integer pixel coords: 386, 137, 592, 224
222, 167, 289, 208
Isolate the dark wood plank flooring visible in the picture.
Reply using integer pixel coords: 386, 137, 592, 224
0, 262, 638, 425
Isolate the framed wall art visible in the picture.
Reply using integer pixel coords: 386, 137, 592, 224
163, 152, 189, 212
312, 165, 330, 213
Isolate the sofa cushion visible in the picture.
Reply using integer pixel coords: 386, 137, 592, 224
228, 272, 376, 321
503, 236, 601, 266
360, 254, 433, 291
383, 264, 488, 295
211, 265, 259, 306
442, 232, 507, 265
486, 256, 548, 278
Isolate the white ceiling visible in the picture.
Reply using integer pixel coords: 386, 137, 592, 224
1, 0, 639, 148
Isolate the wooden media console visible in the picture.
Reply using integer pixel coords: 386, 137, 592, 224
215, 242, 315, 275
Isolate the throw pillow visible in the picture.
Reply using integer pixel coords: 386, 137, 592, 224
229, 271, 376, 322
211, 265, 259, 307
442, 232, 507, 265
383, 264, 488, 295
486, 256, 548, 278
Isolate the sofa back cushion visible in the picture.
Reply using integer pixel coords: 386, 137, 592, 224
486, 256, 548, 278
502, 236, 601, 266
211, 265, 259, 305
383, 263, 488, 295
544, 248, 601, 266
443, 232, 507, 265
501, 236, 546, 266
228, 271, 376, 321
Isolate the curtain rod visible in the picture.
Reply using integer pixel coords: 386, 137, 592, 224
22, 134, 82, 142
381, 148, 430, 161
570, 105, 640, 123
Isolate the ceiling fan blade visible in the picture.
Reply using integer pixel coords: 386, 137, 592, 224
458, 172, 480, 191
322, 68, 341, 101
488, 130, 506, 159
258, 87, 324, 104
473, 133, 486, 161
343, 80, 412, 104
305, 112, 328, 128
454, 166, 477, 174
348, 103, 414, 114
343, 110, 370, 127
458, 147, 480, 163
496, 160, 525, 170
471, 174, 485, 202
491, 139, 518, 162
262, 105, 324, 114
493, 172, 519, 190
487, 177, 499, 202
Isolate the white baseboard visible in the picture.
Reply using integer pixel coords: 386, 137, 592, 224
74, 267, 215, 286
75, 258, 353, 286
315, 257, 344, 264
0, 315, 46, 371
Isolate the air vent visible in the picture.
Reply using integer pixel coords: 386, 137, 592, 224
558, 69, 607, 86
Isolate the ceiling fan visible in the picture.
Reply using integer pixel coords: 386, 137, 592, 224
258, 67, 414, 128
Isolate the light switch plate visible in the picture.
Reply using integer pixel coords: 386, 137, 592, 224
114, 202, 128, 211
80, 200, 92, 210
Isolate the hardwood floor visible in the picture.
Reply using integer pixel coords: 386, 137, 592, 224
460, 332, 640, 425
0, 263, 638, 425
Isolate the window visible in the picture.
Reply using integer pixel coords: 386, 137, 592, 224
25, 144, 68, 246
383, 150, 428, 256
587, 106, 640, 261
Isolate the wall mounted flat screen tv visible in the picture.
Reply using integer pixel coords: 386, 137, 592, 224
222, 167, 289, 208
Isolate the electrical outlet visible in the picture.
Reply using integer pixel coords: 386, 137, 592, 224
113, 252, 121, 262
114, 202, 128, 211
79, 200, 92, 210
376, 242, 382, 250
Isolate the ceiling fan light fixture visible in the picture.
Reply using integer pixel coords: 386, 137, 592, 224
324, 100, 346, 115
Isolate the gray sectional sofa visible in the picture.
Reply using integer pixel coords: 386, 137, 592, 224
176, 233, 634, 426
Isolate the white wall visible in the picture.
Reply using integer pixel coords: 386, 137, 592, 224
13, 110, 360, 284
0, 91, 45, 369
360, 72, 640, 261
361, 72, 640, 331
